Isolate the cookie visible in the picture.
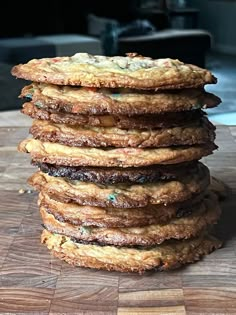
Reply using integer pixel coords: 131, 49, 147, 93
29, 117, 216, 148
31, 160, 199, 185
40, 191, 221, 246
21, 102, 206, 129
20, 83, 221, 115
11, 53, 217, 89
18, 138, 217, 167
38, 190, 204, 228
41, 229, 222, 273
28, 165, 210, 208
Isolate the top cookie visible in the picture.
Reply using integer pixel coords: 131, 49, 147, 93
11, 52, 217, 90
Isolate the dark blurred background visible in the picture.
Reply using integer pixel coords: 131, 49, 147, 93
1, 0, 235, 53
1, 0, 236, 124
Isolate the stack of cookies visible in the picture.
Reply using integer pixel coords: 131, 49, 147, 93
12, 52, 223, 273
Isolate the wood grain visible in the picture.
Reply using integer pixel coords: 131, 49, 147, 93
0, 125, 235, 314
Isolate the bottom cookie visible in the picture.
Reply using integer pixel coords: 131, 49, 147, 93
41, 229, 222, 273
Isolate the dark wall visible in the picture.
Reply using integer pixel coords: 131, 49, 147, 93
0, 0, 140, 38
1, 1, 64, 37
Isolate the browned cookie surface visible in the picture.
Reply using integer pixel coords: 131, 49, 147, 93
28, 164, 210, 208
38, 190, 204, 228
21, 102, 206, 129
11, 53, 217, 89
40, 192, 221, 246
29, 117, 216, 148
18, 138, 217, 167
31, 160, 199, 184
41, 229, 222, 273
20, 83, 220, 115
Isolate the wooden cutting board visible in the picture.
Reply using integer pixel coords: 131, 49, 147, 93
0, 125, 235, 315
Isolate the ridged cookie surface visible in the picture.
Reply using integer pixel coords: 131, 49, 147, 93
11, 53, 217, 89
40, 192, 221, 246
21, 102, 206, 129
31, 160, 199, 184
28, 164, 210, 208
20, 83, 221, 115
29, 117, 215, 148
38, 190, 204, 227
18, 138, 217, 167
41, 229, 222, 273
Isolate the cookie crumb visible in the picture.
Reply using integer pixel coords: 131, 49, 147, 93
18, 188, 33, 194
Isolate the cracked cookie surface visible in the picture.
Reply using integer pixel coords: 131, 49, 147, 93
38, 190, 204, 227
21, 102, 207, 129
28, 164, 210, 208
29, 117, 216, 148
19, 83, 221, 115
18, 138, 217, 167
11, 53, 217, 89
41, 229, 222, 273
40, 191, 221, 246
31, 160, 199, 185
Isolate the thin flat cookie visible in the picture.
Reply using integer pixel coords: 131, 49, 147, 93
31, 160, 199, 185
11, 53, 217, 89
38, 190, 204, 227
22, 102, 208, 129
20, 83, 221, 115
41, 229, 222, 273
18, 138, 217, 167
28, 164, 210, 208
29, 117, 216, 148
40, 192, 221, 246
